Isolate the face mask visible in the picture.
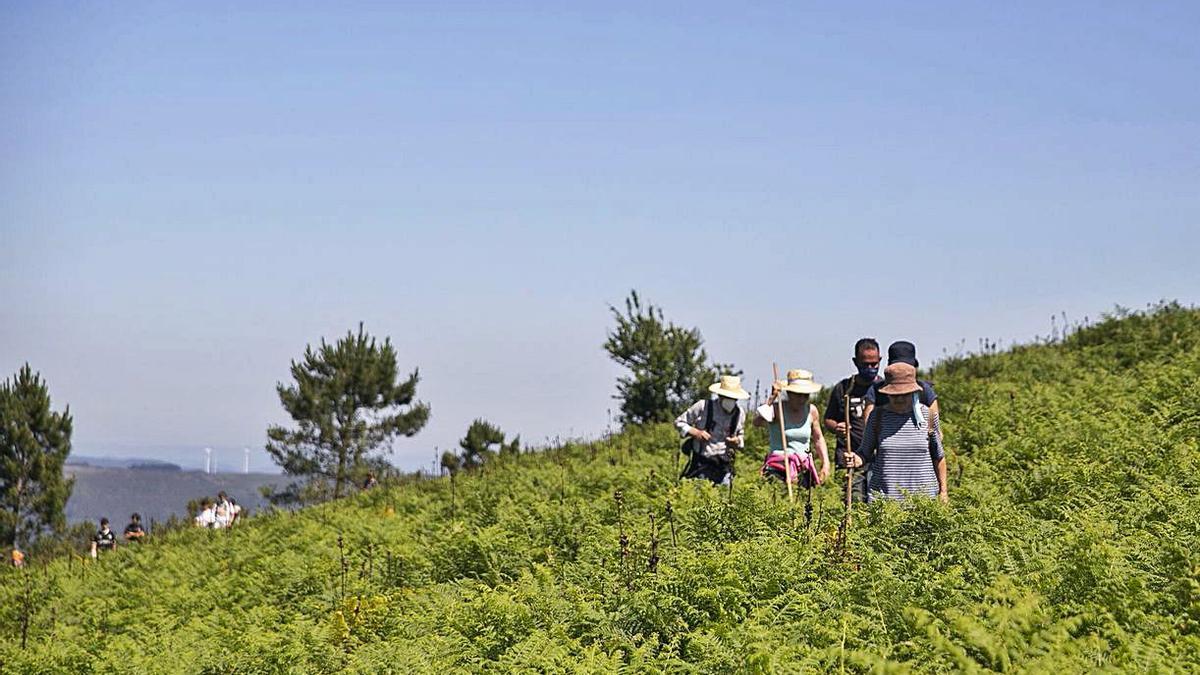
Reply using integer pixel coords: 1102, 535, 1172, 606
720, 398, 737, 413
857, 364, 879, 380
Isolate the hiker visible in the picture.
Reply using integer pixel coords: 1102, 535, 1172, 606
228, 498, 242, 525
675, 375, 748, 486
849, 363, 948, 503
214, 492, 233, 529
363, 472, 378, 490
123, 513, 146, 543
10, 548, 24, 568
862, 340, 939, 427
194, 500, 218, 528
755, 369, 830, 486
824, 338, 883, 502
91, 517, 118, 558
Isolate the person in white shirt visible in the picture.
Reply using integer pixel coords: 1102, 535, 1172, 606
194, 500, 217, 528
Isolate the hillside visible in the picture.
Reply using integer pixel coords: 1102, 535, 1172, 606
2, 303, 1199, 673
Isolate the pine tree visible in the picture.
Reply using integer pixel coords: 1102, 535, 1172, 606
0, 364, 74, 548
458, 419, 520, 469
603, 290, 738, 425
266, 324, 430, 498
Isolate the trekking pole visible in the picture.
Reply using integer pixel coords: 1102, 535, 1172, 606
772, 363, 796, 504
838, 391, 854, 549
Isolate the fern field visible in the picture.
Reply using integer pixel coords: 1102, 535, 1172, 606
2, 304, 1199, 673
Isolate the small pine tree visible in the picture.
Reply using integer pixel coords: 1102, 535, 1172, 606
603, 290, 738, 425
266, 324, 430, 499
458, 419, 519, 469
0, 364, 74, 549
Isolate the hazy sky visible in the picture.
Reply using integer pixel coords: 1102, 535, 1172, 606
2, 2, 1197, 472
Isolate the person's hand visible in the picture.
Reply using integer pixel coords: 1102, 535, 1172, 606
938, 490, 949, 505
819, 464, 831, 483
768, 380, 785, 404
689, 427, 711, 441
726, 435, 742, 448
842, 451, 863, 468
833, 421, 848, 435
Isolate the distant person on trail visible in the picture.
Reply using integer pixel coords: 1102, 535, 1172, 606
214, 492, 233, 529
228, 498, 242, 525
824, 338, 884, 503
849, 363, 948, 503
755, 369, 830, 486
195, 500, 218, 528
91, 518, 118, 558
363, 472, 378, 490
10, 548, 24, 568
675, 375, 749, 486
123, 513, 146, 543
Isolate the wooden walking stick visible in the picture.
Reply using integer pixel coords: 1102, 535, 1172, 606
837, 390, 854, 549
772, 363, 796, 504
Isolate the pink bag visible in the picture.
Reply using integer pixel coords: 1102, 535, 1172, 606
761, 452, 821, 485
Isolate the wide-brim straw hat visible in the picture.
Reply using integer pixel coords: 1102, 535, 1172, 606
709, 375, 750, 400
878, 362, 921, 395
782, 368, 822, 395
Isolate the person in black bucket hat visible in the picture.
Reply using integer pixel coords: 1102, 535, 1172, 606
863, 341, 940, 437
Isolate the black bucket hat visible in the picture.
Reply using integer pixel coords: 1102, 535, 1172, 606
888, 341, 918, 368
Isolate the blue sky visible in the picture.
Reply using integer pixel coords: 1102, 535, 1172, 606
2, 2, 1197, 472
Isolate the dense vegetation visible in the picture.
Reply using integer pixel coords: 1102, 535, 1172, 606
2, 303, 1198, 673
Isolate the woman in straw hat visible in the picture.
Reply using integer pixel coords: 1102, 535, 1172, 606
674, 375, 749, 485
754, 369, 831, 486
849, 363, 948, 503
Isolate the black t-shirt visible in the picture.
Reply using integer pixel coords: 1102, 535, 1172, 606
124, 523, 145, 541
825, 376, 881, 463
94, 529, 117, 551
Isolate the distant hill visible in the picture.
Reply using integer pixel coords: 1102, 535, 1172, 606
65, 465, 284, 528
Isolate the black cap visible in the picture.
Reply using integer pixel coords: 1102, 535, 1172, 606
888, 341, 919, 368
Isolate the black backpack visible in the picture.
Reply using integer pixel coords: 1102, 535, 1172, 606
680, 399, 741, 456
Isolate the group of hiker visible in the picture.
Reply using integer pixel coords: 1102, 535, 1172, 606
84, 491, 243, 559
193, 491, 243, 529
88, 513, 146, 558
676, 338, 948, 505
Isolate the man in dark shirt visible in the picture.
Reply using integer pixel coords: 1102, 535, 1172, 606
824, 338, 883, 503
124, 513, 146, 543
91, 518, 117, 558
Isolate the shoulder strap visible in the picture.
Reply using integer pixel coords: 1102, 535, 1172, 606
703, 399, 715, 432
841, 377, 854, 398
727, 405, 741, 437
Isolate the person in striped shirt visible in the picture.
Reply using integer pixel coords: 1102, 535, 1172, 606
849, 363, 949, 504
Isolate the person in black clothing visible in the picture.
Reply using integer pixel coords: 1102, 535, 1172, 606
91, 517, 117, 558
124, 513, 146, 543
862, 340, 940, 424
824, 338, 883, 503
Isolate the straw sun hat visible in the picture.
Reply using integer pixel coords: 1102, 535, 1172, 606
878, 362, 921, 395
709, 375, 751, 400
780, 369, 822, 395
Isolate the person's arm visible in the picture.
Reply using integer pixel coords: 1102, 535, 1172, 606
823, 383, 846, 434
90, 540, 97, 559
929, 399, 941, 438
675, 401, 709, 440
852, 410, 878, 467
929, 409, 948, 502
811, 406, 830, 482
